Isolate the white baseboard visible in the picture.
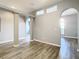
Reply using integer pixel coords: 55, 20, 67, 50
0, 40, 13, 44
64, 36, 77, 39
34, 39, 60, 47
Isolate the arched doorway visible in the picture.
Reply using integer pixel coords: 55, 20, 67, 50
60, 8, 78, 38
60, 8, 78, 59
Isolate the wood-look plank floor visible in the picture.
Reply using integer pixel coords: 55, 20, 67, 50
0, 41, 60, 59
60, 37, 78, 59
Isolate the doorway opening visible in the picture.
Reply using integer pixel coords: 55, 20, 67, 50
60, 8, 78, 59
26, 17, 30, 42
60, 8, 78, 38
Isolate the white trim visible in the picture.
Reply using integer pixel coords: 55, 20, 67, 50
34, 39, 60, 47
0, 40, 13, 44
64, 36, 77, 39
77, 49, 79, 52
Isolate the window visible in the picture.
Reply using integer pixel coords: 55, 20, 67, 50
46, 5, 57, 13
61, 8, 78, 16
36, 10, 44, 16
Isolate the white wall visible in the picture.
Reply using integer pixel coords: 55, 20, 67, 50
33, 11, 60, 45
0, 9, 14, 44
62, 14, 77, 38
19, 16, 26, 40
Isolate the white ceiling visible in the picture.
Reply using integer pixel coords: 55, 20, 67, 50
0, 0, 61, 15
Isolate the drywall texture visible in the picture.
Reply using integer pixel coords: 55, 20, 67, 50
0, 9, 14, 44
33, 11, 60, 45
62, 14, 77, 37
19, 16, 26, 40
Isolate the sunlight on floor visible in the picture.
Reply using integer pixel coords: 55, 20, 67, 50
25, 34, 31, 46
60, 37, 77, 59
26, 34, 30, 42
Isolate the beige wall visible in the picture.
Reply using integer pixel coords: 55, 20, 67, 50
0, 9, 14, 44
33, 11, 60, 45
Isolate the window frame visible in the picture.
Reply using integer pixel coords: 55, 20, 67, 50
46, 5, 58, 13
36, 10, 45, 16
